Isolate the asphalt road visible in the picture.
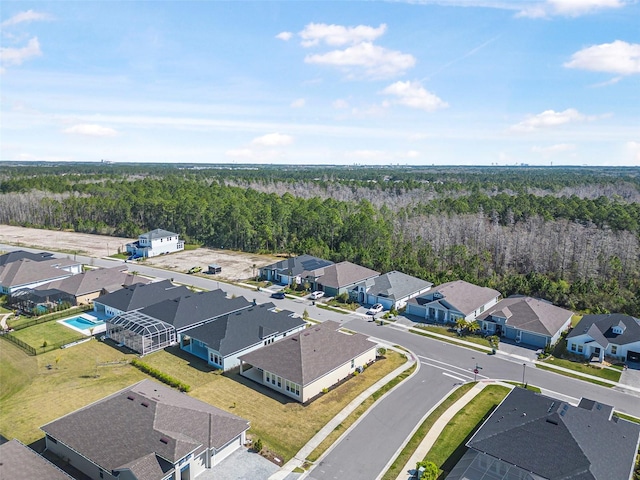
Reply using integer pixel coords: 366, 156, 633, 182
3, 244, 640, 480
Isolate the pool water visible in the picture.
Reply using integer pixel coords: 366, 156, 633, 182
62, 316, 105, 331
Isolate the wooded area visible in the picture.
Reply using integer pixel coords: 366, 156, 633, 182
1, 163, 638, 315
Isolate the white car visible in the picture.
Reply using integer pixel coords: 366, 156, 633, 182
310, 291, 325, 300
367, 303, 384, 315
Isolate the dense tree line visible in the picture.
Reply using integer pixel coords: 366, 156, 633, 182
0, 163, 638, 315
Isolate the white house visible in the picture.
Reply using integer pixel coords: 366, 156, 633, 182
126, 229, 184, 259
41, 379, 250, 480
0, 257, 82, 295
352, 270, 433, 310
406, 280, 501, 324
566, 313, 640, 363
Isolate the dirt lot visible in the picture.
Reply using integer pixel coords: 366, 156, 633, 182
0, 225, 279, 282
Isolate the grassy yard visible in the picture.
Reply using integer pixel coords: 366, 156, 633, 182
540, 356, 622, 383
316, 303, 350, 315
9, 321, 85, 350
0, 338, 144, 444
412, 324, 493, 349
424, 385, 510, 477
141, 346, 406, 462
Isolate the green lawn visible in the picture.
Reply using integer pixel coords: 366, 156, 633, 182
412, 324, 493, 349
424, 385, 510, 477
10, 321, 85, 349
316, 304, 350, 314
541, 357, 622, 382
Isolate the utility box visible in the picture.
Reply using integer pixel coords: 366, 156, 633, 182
208, 264, 222, 274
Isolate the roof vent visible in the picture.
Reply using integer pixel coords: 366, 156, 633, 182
141, 402, 149, 408
546, 418, 558, 425
127, 395, 135, 401
547, 401, 555, 413
160, 437, 169, 444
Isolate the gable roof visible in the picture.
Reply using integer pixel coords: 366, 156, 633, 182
0, 258, 75, 289
0, 439, 74, 480
95, 279, 190, 312
0, 250, 54, 267
39, 266, 148, 297
409, 280, 500, 316
140, 229, 179, 240
311, 261, 380, 289
140, 289, 253, 332
239, 320, 376, 386
567, 314, 640, 346
361, 270, 432, 301
41, 380, 249, 478
467, 387, 640, 480
185, 303, 305, 356
262, 254, 334, 277
476, 295, 573, 337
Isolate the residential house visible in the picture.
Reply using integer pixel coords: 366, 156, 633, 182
304, 261, 380, 298
476, 295, 574, 348
181, 302, 306, 370
352, 270, 433, 310
126, 229, 184, 259
566, 314, 640, 363
41, 379, 250, 480
406, 280, 500, 324
0, 439, 74, 480
259, 254, 334, 286
0, 257, 82, 295
0, 250, 55, 266
447, 387, 640, 480
94, 279, 190, 318
239, 320, 377, 403
106, 289, 253, 355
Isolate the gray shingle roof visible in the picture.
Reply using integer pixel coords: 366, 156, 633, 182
567, 314, 640, 346
238, 320, 376, 386
140, 289, 253, 332
476, 295, 573, 337
0, 258, 76, 289
467, 387, 640, 480
408, 280, 500, 316
140, 229, 179, 240
0, 250, 54, 267
311, 261, 380, 289
0, 439, 74, 480
96, 279, 190, 312
39, 266, 147, 297
361, 270, 432, 301
41, 380, 249, 477
262, 254, 334, 277
185, 303, 305, 356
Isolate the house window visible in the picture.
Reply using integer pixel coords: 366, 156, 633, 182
266, 373, 271, 383
577, 345, 583, 353
277, 376, 282, 388
479, 305, 485, 313
570, 343, 576, 352
611, 345, 617, 354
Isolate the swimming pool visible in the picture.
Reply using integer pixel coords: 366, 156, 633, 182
60, 315, 106, 335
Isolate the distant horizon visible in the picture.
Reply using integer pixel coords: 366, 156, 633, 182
2, 1, 639, 166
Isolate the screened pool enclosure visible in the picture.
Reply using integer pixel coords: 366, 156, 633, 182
106, 311, 176, 355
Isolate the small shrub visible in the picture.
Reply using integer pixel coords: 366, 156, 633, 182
377, 347, 387, 357
322, 387, 329, 394
253, 438, 263, 453
130, 359, 191, 392
353, 370, 359, 376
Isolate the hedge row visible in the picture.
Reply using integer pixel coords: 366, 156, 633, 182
130, 359, 191, 392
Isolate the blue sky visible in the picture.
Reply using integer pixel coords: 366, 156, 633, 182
1, 0, 639, 166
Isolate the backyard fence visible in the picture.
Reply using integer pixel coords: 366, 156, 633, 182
10, 304, 93, 331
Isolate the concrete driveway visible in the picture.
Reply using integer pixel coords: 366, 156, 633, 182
619, 362, 640, 390
199, 448, 281, 480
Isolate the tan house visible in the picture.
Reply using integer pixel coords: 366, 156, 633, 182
238, 320, 377, 403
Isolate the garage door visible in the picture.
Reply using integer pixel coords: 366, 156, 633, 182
627, 350, 640, 363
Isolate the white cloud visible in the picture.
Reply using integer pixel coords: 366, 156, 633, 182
517, 0, 625, 18
63, 124, 118, 137
1, 9, 52, 28
332, 99, 350, 109
381, 81, 448, 112
627, 141, 640, 163
250, 132, 293, 147
564, 41, 640, 75
510, 108, 591, 132
305, 42, 416, 79
532, 143, 576, 156
0, 37, 41, 67
275, 31, 293, 41
406, 150, 421, 158
299, 23, 387, 47
290, 98, 305, 108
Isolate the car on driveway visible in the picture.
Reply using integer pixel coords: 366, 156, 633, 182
310, 291, 325, 300
270, 291, 286, 299
367, 303, 384, 315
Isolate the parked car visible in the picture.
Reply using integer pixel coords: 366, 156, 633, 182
270, 291, 286, 299
310, 291, 325, 300
367, 303, 384, 315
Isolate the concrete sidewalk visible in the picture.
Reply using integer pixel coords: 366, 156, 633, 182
394, 381, 512, 480
268, 347, 418, 480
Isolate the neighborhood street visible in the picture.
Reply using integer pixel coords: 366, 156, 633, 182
3, 244, 640, 480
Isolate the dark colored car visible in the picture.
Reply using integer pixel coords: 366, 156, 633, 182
271, 292, 286, 299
